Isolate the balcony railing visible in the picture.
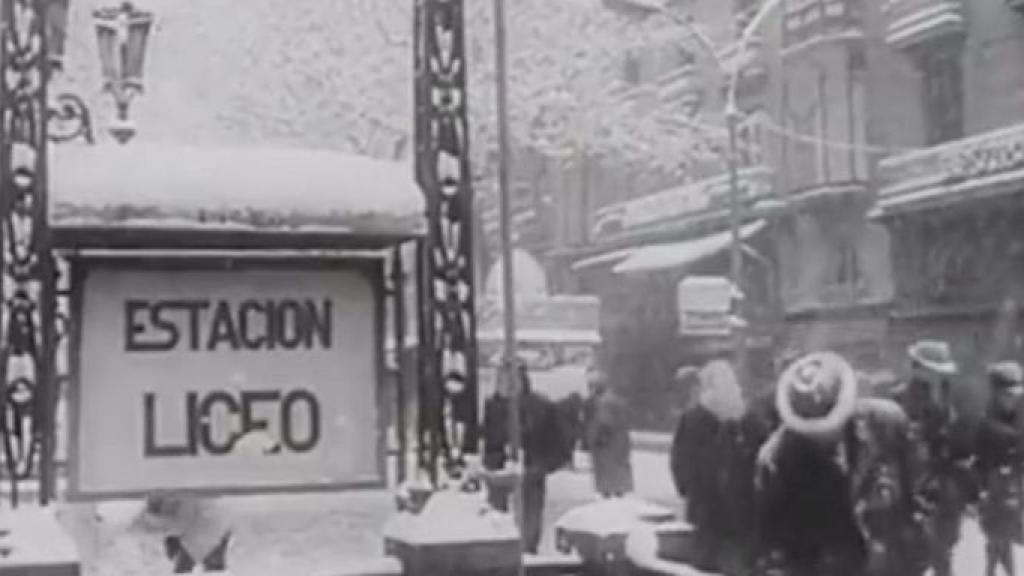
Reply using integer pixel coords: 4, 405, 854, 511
876, 121, 1024, 213
590, 166, 775, 240
883, 0, 965, 50
783, 0, 865, 54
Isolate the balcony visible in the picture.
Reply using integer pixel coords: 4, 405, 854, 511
874, 121, 1024, 218
590, 166, 775, 241
883, 0, 965, 51
783, 0, 865, 55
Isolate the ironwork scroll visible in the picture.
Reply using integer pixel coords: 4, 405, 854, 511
1, 0, 57, 506
414, 0, 478, 478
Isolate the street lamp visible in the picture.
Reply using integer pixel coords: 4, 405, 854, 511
655, 1, 780, 381
44, 0, 153, 144
93, 1, 154, 144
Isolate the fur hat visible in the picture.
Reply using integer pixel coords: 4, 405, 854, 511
776, 351, 858, 440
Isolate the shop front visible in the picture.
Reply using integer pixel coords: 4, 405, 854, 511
873, 121, 1024, 417
562, 166, 784, 430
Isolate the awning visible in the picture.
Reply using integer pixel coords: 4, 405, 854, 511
613, 219, 766, 274
571, 248, 636, 272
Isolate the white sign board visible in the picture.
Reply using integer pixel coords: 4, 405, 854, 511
677, 276, 736, 336
70, 263, 383, 499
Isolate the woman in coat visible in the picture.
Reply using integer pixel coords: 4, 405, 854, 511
671, 359, 769, 576
586, 366, 634, 498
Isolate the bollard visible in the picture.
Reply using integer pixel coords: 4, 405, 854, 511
553, 497, 676, 576
0, 506, 80, 576
384, 480, 522, 576
624, 522, 706, 576
138, 492, 232, 574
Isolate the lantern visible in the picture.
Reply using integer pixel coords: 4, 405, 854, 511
93, 1, 153, 143
45, 0, 70, 71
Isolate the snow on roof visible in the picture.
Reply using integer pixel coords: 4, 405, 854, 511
49, 144, 425, 237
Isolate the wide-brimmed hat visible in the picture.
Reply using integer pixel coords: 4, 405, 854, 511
776, 351, 858, 439
907, 340, 958, 375
989, 361, 1024, 396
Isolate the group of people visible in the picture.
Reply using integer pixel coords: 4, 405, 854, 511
477, 359, 635, 553
670, 340, 1024, 576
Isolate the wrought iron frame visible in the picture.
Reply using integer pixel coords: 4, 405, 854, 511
414, 0, 479, 483
2, 0, 471, 504
1, 0, 92, 508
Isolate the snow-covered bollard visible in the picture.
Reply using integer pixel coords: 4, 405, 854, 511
625, 520, 705, 574
383, 479, 521, 576
135, 493, 232, 574
0, 505, 80, 576
553, 497, 676, 574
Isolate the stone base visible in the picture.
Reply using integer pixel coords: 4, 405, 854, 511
0, 507, 80, 576
385, 538, 521, 576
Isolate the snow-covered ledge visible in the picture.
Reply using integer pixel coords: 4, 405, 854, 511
49, 144, 425, 244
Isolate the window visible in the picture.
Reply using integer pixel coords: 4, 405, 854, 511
919, 45, 964, 146
832, 238, 862, 288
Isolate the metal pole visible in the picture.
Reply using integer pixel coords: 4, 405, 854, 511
726, 105, 747, 384
493, 0, 525, 561
392, 246, 408, 484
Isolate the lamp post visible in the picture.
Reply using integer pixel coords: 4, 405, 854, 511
492, 0, 526, 566
657, 1, 780, 382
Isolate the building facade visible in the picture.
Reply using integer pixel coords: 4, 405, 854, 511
538, 0, 789, 430
753, 0, 897, 369
870, 0, 1024, 415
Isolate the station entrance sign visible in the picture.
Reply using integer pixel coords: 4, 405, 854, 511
69, 261, 383, 499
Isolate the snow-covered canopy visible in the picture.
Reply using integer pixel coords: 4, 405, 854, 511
49, 144, 424, 248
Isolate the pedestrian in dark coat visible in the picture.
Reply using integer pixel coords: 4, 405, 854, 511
481, 359, 567, 553
847, 397, 918, 576
976, 361, 1024, 576
586, 366, 634, 498
555, 392, 585, 470
884, 340, 975, 576
671, 359, 769, 576
756, 351, 867, 576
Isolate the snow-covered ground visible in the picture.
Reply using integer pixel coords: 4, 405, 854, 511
20, 448, 1021, 575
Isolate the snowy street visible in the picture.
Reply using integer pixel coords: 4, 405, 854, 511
52, 449, 674, 576
44, 445, 1022, 576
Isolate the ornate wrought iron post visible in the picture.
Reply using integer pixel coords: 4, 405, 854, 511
1, 0, 58, 507
413, 0, 479, 480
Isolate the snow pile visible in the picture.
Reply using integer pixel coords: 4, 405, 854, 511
0, 505, 79, 564
383, 489, 518, 545
554, 497, 675, 537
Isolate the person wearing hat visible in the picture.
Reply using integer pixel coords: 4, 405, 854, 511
884, 340, 975, 576
585, 364, 634, 499
755, 351, 869, 576
975, 361, 1024, 576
